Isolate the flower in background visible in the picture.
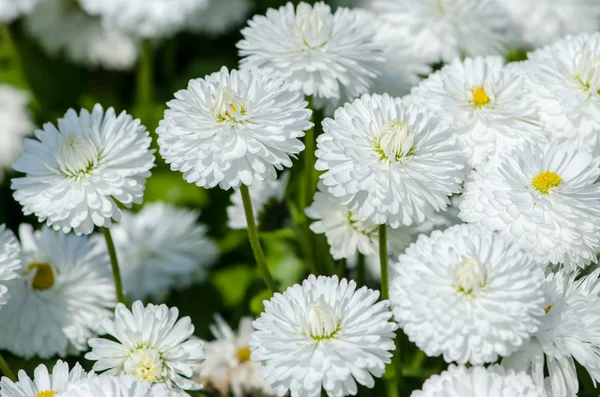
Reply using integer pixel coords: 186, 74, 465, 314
62, 375, 174, 397
227, 173, 290, 230
459, 143, 600, 270
237, 2, 383, 109
366, 0, 513, 64
391, 224, 545, 365
87, 301, 204, 395
251, 275, 397, 397
0, 85, 34, 181
198, 316, 273, 397
0, 225, 21, 308
186, 0, 251, 36
316, 93, 464, 228
24, 0, 138, 71
409, 56, 548, 168
412, 365, 544, 397
157, 67, 312, 190
12, 104, 155, 235
503, 269, 600, 397
109, 202, 218, 301
0, 224, 115, 358
0, 0, 38, 22
0, 360, 91, 397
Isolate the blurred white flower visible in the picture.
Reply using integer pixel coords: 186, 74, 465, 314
24, 0, 138, 71
238, 2, 383, 109
251, 275, 397, 397
198, 316, 273, 397
503, 269, 600, 397
366, 0, 512, 64
412, 365, 544, 397
157, 67, 312, 190
110, 202, 218, 302
409, 56, 548, 168
459, 143, 600, 270
227, 173, 290, 230
186, 0, 251, 36
391, 224, 545, 365
0, 85, 34, 181
0, 225, 21, 309
12, 104, 155, 235
87, 301, 204, 395
316, 93, 464, 228
62, 375, 175, 397
0, 0, 38, 22
0, 224, 115, 358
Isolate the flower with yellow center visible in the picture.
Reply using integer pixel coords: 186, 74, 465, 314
470, 86, 491, 107
532, 171, 562, 194
27, 262, 55, 290
0, 360, 89, 397
33, 391, 56, 397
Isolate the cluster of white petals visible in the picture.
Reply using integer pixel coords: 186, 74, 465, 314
0, 85, 34, 180
186, 0, 251, 36
62, 375, 175, 397
0, 0, 37, 22
0, 225, 22, 308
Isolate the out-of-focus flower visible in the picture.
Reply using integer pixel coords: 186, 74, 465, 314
0, 85, 34, 181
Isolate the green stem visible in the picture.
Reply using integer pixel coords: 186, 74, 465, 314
0, 352, 16, 381
136, 41, 154, 111
336, 258, 347, 278
385, 376, 399, 397
103, 227, 125, 304
303, 98, 315, 213
356, 252, 366, 287
240, 185, 278, 293
379, 224, 389, 300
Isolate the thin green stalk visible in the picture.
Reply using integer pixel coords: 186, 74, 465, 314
240, 185, 278, 293
303, 98, 316, 212
102, 227, 125, 303
0, 352, 15, 381
336, 258, 347, 278
136, 41, 154, 112
379, 224, 389, 300
356, 252, 366, 287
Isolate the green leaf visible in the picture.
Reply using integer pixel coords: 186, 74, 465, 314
143, 171, 208, 207
249, 289, 272, 315
211, 264, 257, 309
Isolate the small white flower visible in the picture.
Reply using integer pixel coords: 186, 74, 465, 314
0, 225, 21, 308
409, 56, 548, 168
227, 173, 290, 230
0, 85, 34, 181
109, 202, 218, 302
0, 360, 91, 397
86, 301, 204, 395
391, 224, 545, 365
459, 143, 600, 270
251, 275, 397, 397
367, 0, 512, 64
186, 0, 251, 36
62, 375, 175, 397
0, 224, 115, 358
157, 67, 312, 190
503, 269, 600, 397
24, 0, 138, 71
0, 0, 38, 22
12, 104, 155, 235
198, 316, 273, 397
316, 93, 464, 228
237, 2, 383, 109
412, 365, 544, 397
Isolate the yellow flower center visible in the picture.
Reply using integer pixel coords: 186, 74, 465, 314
125, 347, 164, 384
237, 347, 251, 363
471, 86, 491, 107
28, 262, 55, 290
34, 391, 56, 397
532, 171, 562, 195
545, 304, 553, 314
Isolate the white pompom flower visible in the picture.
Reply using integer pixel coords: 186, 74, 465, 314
315, 93, 465, 228
459, 143, 600, 270
186, 0, 251, 36
0, 85, 34, 181
0, 225, 22, 308
391, 224, 545, 365
237, 2, 383, 109
11, 104, 155, 235
86, 301, 204, 395
157, 67, 312, 190
251, 275, 398, 397
61, 375, 175, 397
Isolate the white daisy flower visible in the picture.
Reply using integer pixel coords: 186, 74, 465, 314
198, 316, 273, 397
409, 56, 548, 168
391, 223, 545, 365
12, 104, 155, 235
0, 85, 34, 181
459, 143, 600, 270
251, 275, 398, 397
499, 0, 600, 48
61, 375, 174, 397
0, 225, 21, 308
80, 0, 208, 39
0, 0, 38, 22
237, 2, 383, 109
109, 202, 218, 301
227, 173, 290, 230
186, 0, 251, 36
0, 360, 91, 397
503, 269, 600, 397
315, 93, 465, 228
157, 67, 312, 190
523, 32, 600, 155
0, 224, 115, 359
412, 365, 544, 397
24, 0, 138, 71
367, 0, 512, 64
86, 300, 204, 395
